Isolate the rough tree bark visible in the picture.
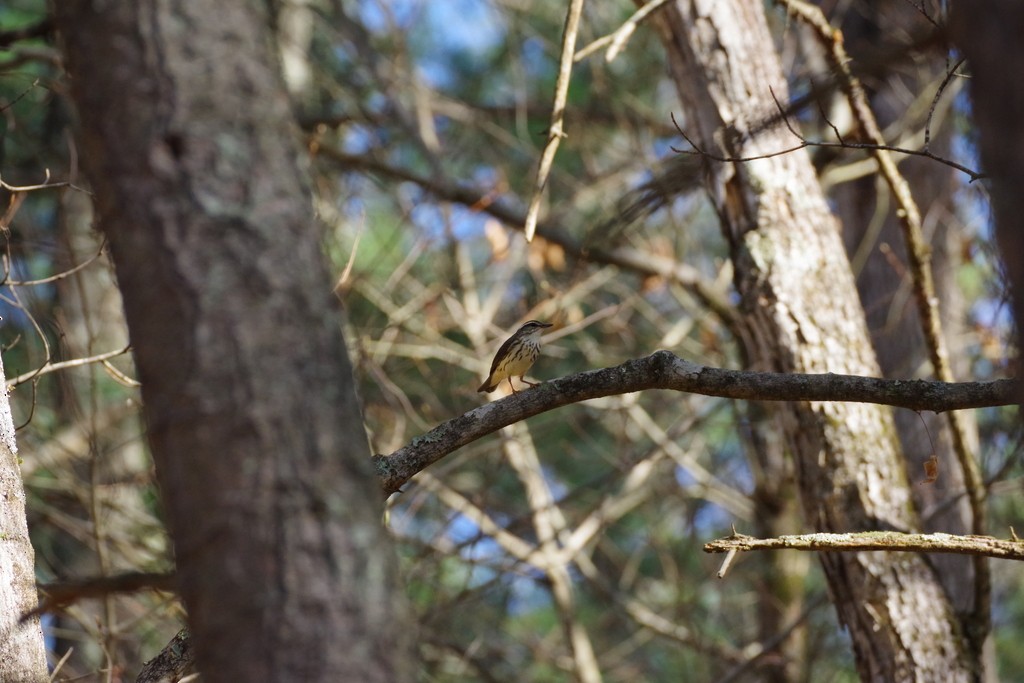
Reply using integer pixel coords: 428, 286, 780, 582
54, 2, 415, 681
0, 352, 48, 681
650, 1, 975, 679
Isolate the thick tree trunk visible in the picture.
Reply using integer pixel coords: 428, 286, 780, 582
0, 352, 48, 681
651, 1, 974, 679
54, 2, 415, 681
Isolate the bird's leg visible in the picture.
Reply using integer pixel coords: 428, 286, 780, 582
508, 378, 518, 394
520, 376, 538, 387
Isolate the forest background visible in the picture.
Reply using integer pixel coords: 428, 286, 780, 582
0, 0, 1022, 681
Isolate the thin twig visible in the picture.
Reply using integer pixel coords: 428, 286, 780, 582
669, 108, 983, 182
924, 56, 965, 150
0, 239, 108, 286
0, 170, 90, 194
7, 346, 133, 389
523, 0, 586, 242
717, 547, 739, 578
899, 0, 942, 30
0, 79, 41, 114
48, 646, 74, 682
574, 0, 672, 63
101, 359, 141, 388
0, 191, 27, 234
3, 267, 54, 383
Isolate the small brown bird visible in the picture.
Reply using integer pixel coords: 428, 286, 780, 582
478, 320, 553, 394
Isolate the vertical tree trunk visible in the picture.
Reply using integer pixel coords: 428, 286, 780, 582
651, 1, 974, 679
54, 2, 416, 681
0, 353, 48, 681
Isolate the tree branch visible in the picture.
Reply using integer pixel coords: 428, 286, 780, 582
26, 572, 176, 623
135, 628, 195, 683
6, 346, 133, 389
705, 531, 1024, 566
574, 0, 672, 64
374, 350, 1017, 494
523, 0, 585, 242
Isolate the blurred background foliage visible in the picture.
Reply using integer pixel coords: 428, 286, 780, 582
0, 0, 1019, 680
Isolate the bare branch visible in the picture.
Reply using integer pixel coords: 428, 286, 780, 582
0, 239, 107, 286
669, 106, 983, 182
574, 0, 672, 63
26, 572, 175, 623
0, 80, 41, 116
0, 172, 89, 194
704, 531, 1024, 562
523, 0, 585, 242
925, 56, 966, 150
7, 346, 133, 389
375, 351, 1018, 494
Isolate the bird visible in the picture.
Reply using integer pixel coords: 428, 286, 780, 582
478, 320, 553, 394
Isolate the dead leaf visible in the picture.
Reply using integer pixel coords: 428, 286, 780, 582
919, 454, 939, 485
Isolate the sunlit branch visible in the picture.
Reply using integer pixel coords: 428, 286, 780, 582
7, 346, 133, 389
705, 530, 1024, 572
523, 0, 585, 243
574, 0, 672, 63
375, 350, 1018, 494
